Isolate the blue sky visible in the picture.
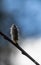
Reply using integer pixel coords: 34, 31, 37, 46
2, 0, 41, 38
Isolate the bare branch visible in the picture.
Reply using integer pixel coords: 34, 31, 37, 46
0, 31, 40, 65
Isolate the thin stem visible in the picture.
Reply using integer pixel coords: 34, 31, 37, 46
0, 31, 40, 65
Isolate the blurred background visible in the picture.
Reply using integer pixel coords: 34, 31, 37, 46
0, 0, 41, 65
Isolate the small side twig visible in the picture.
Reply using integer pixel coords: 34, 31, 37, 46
0, 31, 40, 65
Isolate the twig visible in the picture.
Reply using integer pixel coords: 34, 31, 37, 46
0, 31, 40, 65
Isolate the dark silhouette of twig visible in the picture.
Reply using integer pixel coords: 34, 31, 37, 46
0, 31, 40, 65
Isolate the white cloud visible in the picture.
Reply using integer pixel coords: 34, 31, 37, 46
10, 37, 41, 65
